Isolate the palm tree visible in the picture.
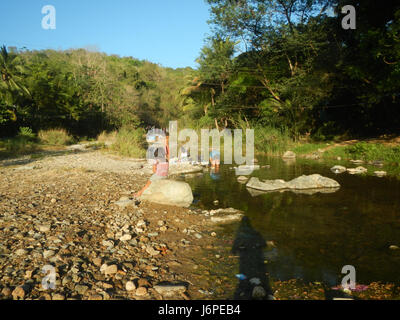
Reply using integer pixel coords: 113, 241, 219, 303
0, 45, 31, 122
0, 45, 30, 104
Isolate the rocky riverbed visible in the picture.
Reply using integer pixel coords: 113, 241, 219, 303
0, 149, 234, 300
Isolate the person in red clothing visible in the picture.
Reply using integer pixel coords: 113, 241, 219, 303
134, 133, 169, 198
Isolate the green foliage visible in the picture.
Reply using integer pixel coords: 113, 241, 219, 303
17, 127, 36, 141
254, 125, 291, 155
0, 136, 39, 158
110, 127, 147, 158
38, 129, 74, 146
345, 143, 400, 163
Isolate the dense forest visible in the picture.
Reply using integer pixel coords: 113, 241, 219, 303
1, 0, 399, 142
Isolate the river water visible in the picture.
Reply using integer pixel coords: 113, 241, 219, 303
184, 157, 400, 289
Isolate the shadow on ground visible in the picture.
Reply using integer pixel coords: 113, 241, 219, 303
232, 216, 272, 299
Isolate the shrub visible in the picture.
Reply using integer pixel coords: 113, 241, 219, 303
110, 127, 147, 158
38, 129, 74, 145
17, 127, 36, 141
254, 125, 292, 155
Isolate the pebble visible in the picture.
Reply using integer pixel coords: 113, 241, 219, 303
135, 287, 147, 296
119, 234, 132, 241
75, 285, 89, 295
12, 286, 25, 300
125, 281, 136, 291
104, 264, 118, 276
15, 249, 27, 256
252, 286, 266, 299
52, 293, 65, 300
153, 284, 187, 297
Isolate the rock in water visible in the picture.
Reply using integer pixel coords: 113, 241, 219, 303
282, 151, 296, 159
330, 165, 347, 174
374, 171, 387, 177
287, 174, 340, 189
246, 174, 340, 192
246, 177, 287, 191
140, 180, 193, 207
347, 166, 367, 175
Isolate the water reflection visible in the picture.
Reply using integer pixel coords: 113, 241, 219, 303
186, 156, 400, 286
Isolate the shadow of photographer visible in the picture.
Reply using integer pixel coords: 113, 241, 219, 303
232, 216, 273, 300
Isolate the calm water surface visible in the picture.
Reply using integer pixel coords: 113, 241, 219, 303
184, 157, 400, 287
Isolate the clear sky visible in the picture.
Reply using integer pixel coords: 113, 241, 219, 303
0, 0, 212, 69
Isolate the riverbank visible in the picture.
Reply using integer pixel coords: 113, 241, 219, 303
2, 147, 400, 299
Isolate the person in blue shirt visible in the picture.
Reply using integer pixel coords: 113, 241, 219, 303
209, 149, 220, 169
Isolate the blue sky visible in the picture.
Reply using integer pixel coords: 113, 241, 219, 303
0, 0, 211, 69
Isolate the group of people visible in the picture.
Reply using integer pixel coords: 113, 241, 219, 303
134, 131, 221, 197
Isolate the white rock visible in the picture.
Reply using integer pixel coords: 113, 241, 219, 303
125, 281, 136, 291
119, 234, 132, 241
140, 180, 194, 207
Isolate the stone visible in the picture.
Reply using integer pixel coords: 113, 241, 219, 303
138, 278, 151, 287
38, 224, 51, 232
135, 287, 148, 296
52, 293, 65, 300
119, 234, 132, 241
115, 197, 137, 208
140, 180, 194, 207
234, 165, 260, 175
146, 245, 160, 256
92, 257, 102, 267
104, 264, 118, 276
282, 151, 296, 159
153, 283, 187, 297
125, 281, 136, 291
12, 286, 25, 300
15, 248, 27, 256
374, 171, 387, 177
246, 174, 340, 192
330, 165, 347, 174
1, 287, 11, 298
287, 174, 340, 189
210, 214, 243, 224
237, 176, 249, 183
89, 294, 103, 300
75, 285, 89, 295
43, 250, 55, 259
252, 286, 266, 299
347, 166, 367, 175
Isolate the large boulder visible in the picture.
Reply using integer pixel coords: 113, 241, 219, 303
140, 180, 193, 207
246, 177, 287, 191
246, 174, 340, 192
286, 174, 340, 189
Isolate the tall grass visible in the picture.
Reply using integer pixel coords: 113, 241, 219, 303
38, 128, 74, 145
110, 127, 147, 158
254, 125, 292, 155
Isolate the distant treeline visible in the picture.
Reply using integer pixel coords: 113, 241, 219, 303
1, 0, 399, 140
